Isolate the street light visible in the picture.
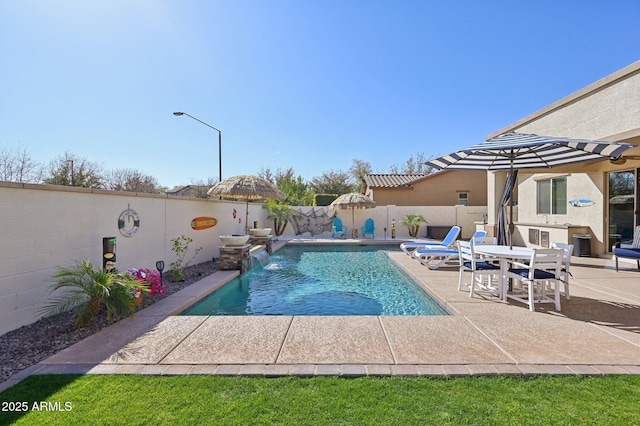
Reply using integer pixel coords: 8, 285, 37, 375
173, 112, 222, 183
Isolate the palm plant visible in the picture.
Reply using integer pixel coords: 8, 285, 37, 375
402, 213, 428, 238
40, 260, 148, 328
267, 200, 300, 236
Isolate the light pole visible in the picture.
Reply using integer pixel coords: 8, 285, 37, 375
173, 112, 222, 184
66, 159, 74, 186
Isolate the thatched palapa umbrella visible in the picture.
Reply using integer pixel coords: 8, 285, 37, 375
329, 193, 376, 238
207, 175, 285, 234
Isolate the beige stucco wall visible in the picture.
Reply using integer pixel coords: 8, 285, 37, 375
489, 61, 640, 142
0, 182, 268, 335
368, 170, 488, 206
515, 171, 606, 252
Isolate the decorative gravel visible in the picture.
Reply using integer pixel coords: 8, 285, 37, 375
0, 260, 219, 384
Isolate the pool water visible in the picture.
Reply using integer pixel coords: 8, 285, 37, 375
181, 244, 450, 316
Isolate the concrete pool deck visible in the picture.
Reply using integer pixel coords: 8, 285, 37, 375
5, 238, 640, 389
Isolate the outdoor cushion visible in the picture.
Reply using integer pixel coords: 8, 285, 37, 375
507, 268, 556, 280
613, 247, 640, 258
462, 261, 499, 271
613, 247, 640, 272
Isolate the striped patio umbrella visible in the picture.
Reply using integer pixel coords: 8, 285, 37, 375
425, 132, 635, 247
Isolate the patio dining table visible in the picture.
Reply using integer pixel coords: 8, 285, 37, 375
473, 244, 535, 301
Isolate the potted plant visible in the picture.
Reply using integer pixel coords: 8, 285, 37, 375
267, 200, 300, 237
402, 213, 428, 238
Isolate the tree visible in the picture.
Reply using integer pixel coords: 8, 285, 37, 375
259, 166, 314, 206
257, 166, 276, 184
0, 145, 43, 183
43, 152, 103, 188
258, 166, 294, 187
104, 168, 162, 193
609, 171, 634, 197
389, 152, 435, 174
349, 159, 372, 188
267, 200, 300, 236
309, 170, 355, 195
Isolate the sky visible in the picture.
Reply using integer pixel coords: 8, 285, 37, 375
1, 1, 639, 189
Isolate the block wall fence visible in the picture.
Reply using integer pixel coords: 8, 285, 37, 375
0, 182, 268, 335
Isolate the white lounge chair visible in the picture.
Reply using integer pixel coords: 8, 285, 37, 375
400, 226, 462, 255
415, 248, 460, 269
411, 230, 487, 260
413, 231, 489, 270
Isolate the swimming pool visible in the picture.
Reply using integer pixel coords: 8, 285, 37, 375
181, 244, 450, 316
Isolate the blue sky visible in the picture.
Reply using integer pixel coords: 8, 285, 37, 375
1, 1, 639, 189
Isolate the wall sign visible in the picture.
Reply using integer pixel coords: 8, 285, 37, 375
191, 216, 218, 230
569, 199, 596, 207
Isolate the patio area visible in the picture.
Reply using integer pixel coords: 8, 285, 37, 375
5, 239, 640, 391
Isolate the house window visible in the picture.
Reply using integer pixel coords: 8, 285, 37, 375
457, 192, 469, 206
537, 177, 567, 214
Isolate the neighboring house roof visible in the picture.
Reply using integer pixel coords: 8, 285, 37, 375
166, 185, 211, 197
363, 171, 450, 189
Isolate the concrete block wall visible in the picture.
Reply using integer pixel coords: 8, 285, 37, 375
0, 182, 267, 335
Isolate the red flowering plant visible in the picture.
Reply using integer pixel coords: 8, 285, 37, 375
127, 268, 166, 298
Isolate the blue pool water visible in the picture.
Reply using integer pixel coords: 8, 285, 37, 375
181, 244, 449, 316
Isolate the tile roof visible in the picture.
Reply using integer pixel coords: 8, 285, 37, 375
363, 172, 448, 188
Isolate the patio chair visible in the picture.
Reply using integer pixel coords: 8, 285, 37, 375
613, 225, 640, 272
361, 218, 375, 239
505, 248, 563, 312
400, 226, 461, 255
551, 242, 573, 299
332, 217, 347, 239
457, 240, 500, 296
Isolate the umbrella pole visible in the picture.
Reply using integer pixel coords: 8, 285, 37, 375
509, 153, 514, 249
245, 199, 249, 235
352, 209, 355, 239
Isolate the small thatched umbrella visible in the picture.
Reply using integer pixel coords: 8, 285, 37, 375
207, 175, 285, 234
329, 193, 376, 238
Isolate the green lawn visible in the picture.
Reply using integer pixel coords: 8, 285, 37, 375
1, 375, 639, 425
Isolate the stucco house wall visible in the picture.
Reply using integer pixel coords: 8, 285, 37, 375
487, 61, 640, 142
487, 60, 640, 255
364, 170, 488, 206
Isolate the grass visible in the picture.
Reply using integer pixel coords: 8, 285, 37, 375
2, 375, 640, 425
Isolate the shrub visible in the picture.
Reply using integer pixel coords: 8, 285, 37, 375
402, 213, 428, 238
170, 235, 203, 282
40, 260, 149, 328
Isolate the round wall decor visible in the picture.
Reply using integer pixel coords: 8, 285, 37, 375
118, 208, 140, 237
